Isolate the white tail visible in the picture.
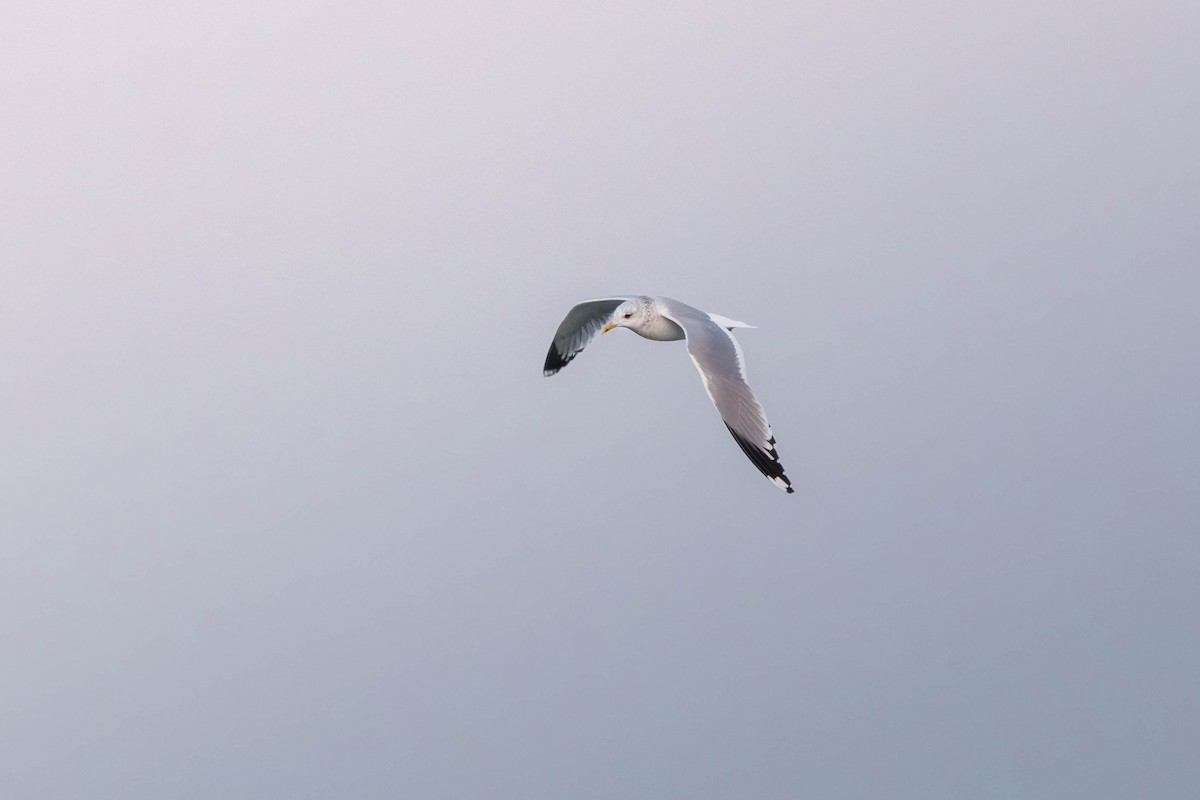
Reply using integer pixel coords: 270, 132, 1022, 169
707, 312, 756, 331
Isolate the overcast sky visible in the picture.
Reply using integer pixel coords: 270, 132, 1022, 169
3, 2, 1198, 798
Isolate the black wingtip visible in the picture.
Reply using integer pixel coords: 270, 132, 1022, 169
543, 342, 568, 376
724, 423, 794, 493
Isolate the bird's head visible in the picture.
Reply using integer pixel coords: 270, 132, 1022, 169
601, 299, 645, 334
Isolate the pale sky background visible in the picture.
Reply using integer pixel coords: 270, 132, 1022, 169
3, 2, 1198, 798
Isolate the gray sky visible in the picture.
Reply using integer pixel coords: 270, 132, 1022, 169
3, 2, 1198, 798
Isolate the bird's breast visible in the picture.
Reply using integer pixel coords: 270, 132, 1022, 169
634, 315, 686, 342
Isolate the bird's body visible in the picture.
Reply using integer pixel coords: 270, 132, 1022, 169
544, 295, 794, 493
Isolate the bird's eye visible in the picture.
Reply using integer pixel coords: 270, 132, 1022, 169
623, 312, 633, 318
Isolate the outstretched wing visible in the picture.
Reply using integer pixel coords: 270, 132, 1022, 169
658, 298, 794, 493
543, 297, 633, 376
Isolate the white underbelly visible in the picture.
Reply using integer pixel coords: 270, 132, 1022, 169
635, 315, 686, 341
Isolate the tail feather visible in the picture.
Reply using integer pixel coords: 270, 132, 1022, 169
707, 313, 755, 331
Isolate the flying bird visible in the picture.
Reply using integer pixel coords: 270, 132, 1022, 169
543, 295, 794, 493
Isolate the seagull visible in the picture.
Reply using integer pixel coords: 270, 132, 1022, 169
543, 295, 794, 493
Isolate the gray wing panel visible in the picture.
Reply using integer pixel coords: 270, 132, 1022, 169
543, 297, 632, 376
658, 298, 794, 492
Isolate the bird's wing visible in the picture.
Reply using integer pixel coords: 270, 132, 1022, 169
658, 298, 794, 493
543, 297, 634, 376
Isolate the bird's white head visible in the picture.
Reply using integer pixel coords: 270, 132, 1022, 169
601, 297, 651, 334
